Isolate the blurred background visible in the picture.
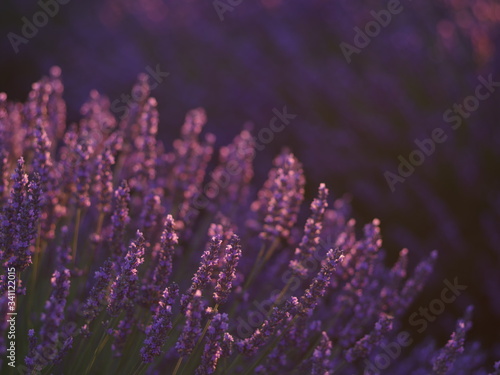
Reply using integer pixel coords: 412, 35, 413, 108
1, 0, 499, 362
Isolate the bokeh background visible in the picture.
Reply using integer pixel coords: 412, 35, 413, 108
1, 0, 499, 363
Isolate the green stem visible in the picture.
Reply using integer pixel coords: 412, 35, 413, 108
85, 334, 110, 375
84, 317, 117, 375
172, 357, 183, 375
242, 238, 280, 293
262, 237, 280, 263
72, 208, 82, 265
179, 304, 219, 374
95, 211, 105, 237
224, 353, 243, 374
30, 223, 43, 287
331, 359, 347, 374
84, 210, 106, 273
242, 244, 266, 291
131, 362, 147, 375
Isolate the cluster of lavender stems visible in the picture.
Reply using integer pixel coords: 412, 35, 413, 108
0, 69, 497, 374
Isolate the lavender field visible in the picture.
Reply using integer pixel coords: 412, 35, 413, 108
0, 0, 499, 374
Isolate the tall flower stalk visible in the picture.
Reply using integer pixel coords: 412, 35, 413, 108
0, 70, 495, 375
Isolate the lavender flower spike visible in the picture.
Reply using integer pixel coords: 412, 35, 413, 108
141, 284, 180, 363
109, 180, 131, 260
213, 234, 242, 305
432, 305, 474, 375
311, 331, 333, 375
196, 313, 231, 374
180, 235, 222, 312
74, 139, 93, 209
176, 289, 205, 358
345, 313, 394, 362
151, 215, 177, 295
33, 118, 53, 196
296, 247, 344, 317
108, 231, 145, 317
289, 183, 329, 278
93, 147, 115, 214
25, 329, 38, 370
0, 157, 28, 264
395, 250, 438, 315
26, 268, 71, 372
237, 297, 299, 356
11, 173, 42, 272
258, 152, 305, 242
82, 259, 114, 328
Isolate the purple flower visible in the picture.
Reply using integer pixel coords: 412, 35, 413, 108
289, 183, 329, 278
138, 192, 161, 235
311, 331, 333, 375
111, 310, 137, 357
237, 297, 299, 356
395, 250, 438, 315
108, 231, 145, 317
109, 180, 131, 261
26, 268, 71, 372
25, 329, 38, 370
211, 128, 255, 210
0, 69, 495, 373
54, 225, 72, 268
32, 118, 53, 199
1, 161, 42, 274
74, 139, 93, 209
344, 313, 394, 362
93, 147, 115, 214
296, 248, 344, 317
213, 234, 242, 305
13, 173, 41, 271
196, 313, 232, 374
168, 108, 215, 227
254, 151, 305, 242
432, 306, 474, 375
129, 97, 158, 193
0, 157, 28, 264
176, 289, 206, 358
141, 284, 179, 363
82, 259, 114, 326
148, 215, 177, 297
180, 235, 222, 312
380, 248, 409, 314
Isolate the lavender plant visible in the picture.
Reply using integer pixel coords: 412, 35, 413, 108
0, 69, 497, 375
